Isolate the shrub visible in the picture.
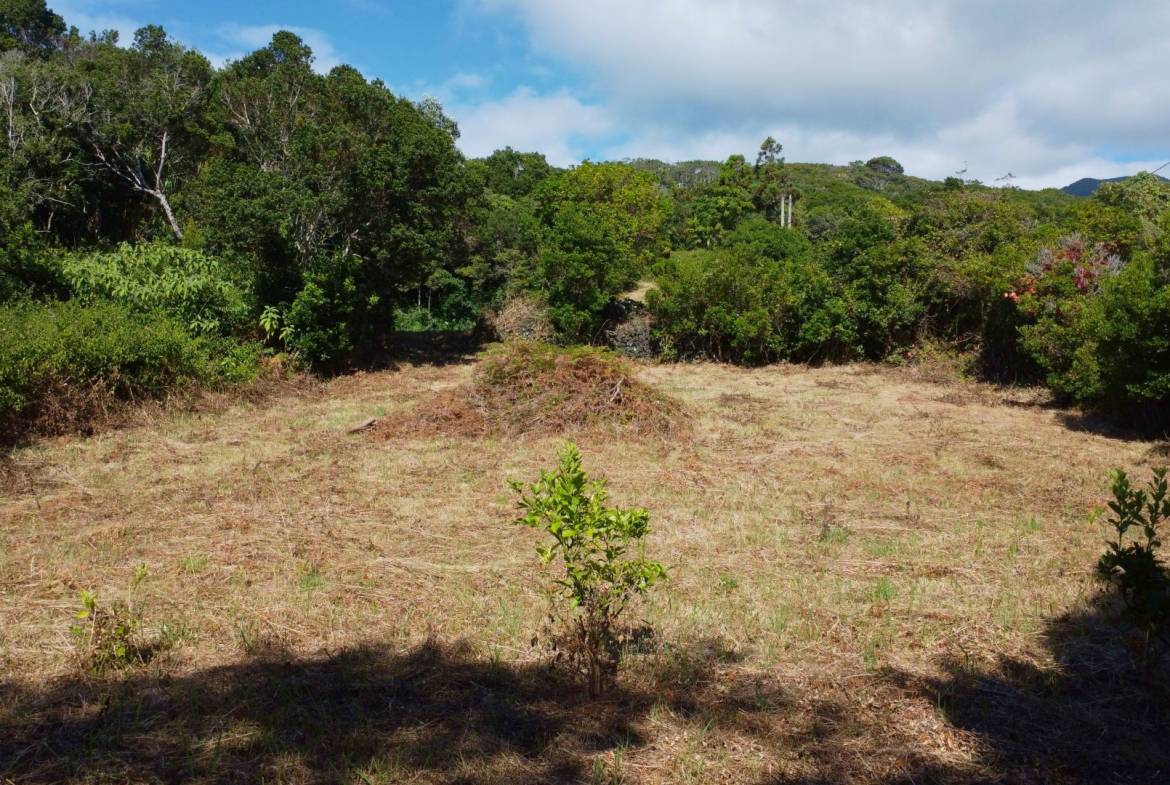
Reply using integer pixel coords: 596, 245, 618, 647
284, 253, 371, 370
725, 215, 812, 261
647, 249, 851, 363
1096, 468, 1169, 649
1014, 237, 1170, 410
538, 204, 627, 341
866, 156, 904, 176
0, 301, 217, 443
71, 565, 151, 673
510, 442, 666, 695
60, 242, 249, 335
535, 161, 670, 274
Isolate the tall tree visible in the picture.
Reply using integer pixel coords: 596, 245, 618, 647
80, 26, 211, 240
0, 0, 64, 55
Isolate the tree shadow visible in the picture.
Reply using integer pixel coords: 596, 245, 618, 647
6, 610, 1165, 784
883, 599, 1170, 785
1053, 404, 1170, 443
0, 636, 783, 784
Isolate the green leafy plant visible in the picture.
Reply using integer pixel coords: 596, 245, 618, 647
60, 243, 249, 336
0, 301, 223, 444
71, 565, 151, 673
1096, 468, 1170, 649
510, 442, 666, 695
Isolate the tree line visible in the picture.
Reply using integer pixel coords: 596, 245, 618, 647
2, 0, 1168, 442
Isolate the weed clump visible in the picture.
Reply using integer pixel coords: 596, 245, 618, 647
380, 341, 685, 438
71, 566, 153, 674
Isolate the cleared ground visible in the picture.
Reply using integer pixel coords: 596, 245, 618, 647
1, 358, 1167, 784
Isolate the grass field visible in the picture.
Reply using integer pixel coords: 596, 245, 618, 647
2, 355, 1168, 784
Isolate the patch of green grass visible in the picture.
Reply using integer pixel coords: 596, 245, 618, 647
872, 577, 897, 603
861, 537, 899, 558
298, 563, 326, 598
819, 524, 851, 545
179, 553, 209, 573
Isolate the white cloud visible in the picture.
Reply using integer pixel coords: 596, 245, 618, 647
447, 87, 614, 166
470, 0, 1170, 187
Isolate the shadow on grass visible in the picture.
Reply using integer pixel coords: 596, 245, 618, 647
4, 606, 1167, 784
878, 601, 1170, 785
0, 637, 779, 784
1054, 406, 1170, 443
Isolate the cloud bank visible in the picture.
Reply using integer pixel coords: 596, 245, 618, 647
461, 0, 1170, 187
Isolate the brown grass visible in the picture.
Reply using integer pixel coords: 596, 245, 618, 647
0, 360, 314, 450
378, 341, 686, 439
1, 358, 1167, 783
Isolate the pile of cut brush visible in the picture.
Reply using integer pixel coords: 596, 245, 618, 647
378, 341, 685, 439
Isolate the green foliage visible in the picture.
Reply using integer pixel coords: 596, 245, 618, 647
725, 215, 811, 261
538, 204, 627, 341
1015, 237, 1170, 407
1095, 172, 1170, 245
650, 210, 927, 364
0, 300, 220, 441
536, 161, 670, 277
469, 147, 557, 198
70, 565, 151, 673
284, 253, 369, 370
1096, 469, 1170, 643
0, 0, 65, 54
510, 442, 666, 695
865, 156, 904, 176
60, 242, 249, 334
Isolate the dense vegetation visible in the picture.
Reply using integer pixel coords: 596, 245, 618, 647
2, 0, 1169, 443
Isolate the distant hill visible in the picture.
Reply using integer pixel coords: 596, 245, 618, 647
1062, 174, 1168, 197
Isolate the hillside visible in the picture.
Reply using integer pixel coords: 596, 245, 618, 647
1063, 173, 1169, 196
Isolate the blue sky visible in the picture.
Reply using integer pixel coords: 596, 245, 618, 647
53, 1, 1170, 189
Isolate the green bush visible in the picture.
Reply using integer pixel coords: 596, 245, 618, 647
538, 204, 627, 342
71, 565, 151, 673
1014, 236, 1170, 409
650, 217, 927, 364
648, 248, 850, 364
0, 301, 220, 441
511, 442, 666, 695
60, 242, 249, 335
284, 253, 375, 370
1097, 468, 1169, 648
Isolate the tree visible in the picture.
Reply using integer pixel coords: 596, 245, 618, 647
539, 203, 625, 340
202, 31, 471, 331
535, 161, 670, 278
0, 0, 64, 55
469, 147, 556, 199
80, 26, 212, 240
866, 156, 904, 176
752, 136, 791, 221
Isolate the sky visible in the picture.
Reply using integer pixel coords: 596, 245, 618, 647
52, 0, 1170, 190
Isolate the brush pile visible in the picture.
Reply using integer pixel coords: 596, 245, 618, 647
379, 341, 685, 438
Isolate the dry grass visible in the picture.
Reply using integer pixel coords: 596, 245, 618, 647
1, 358, 1167, 784
378, 341, 685, 439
